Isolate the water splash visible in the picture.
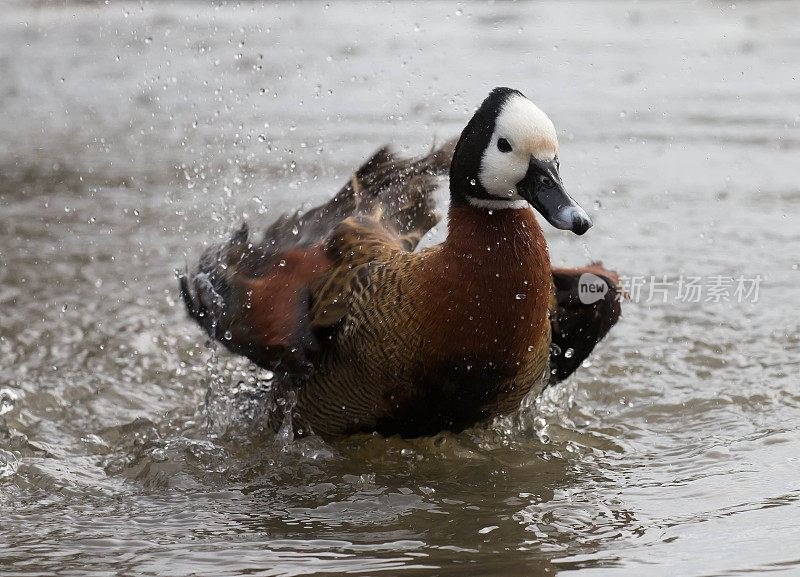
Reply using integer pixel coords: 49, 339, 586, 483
0, 388, 21, 416
0, 449, 19, 479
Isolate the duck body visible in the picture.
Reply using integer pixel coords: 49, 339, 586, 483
294, 204, 553, 436
181, 88, 622, 438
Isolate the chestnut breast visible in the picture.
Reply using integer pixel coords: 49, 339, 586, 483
414, 205, 552, 376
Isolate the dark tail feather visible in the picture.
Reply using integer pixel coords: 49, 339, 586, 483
264, 137, 456, 259
549, 264, 623, 384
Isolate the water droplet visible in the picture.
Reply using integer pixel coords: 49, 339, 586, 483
223, 331, 232, 340
150, 448, 168, 462
291, 225, 299, 235
515, 293, 526, 300
0, 449, 19, 479
0, 388, 20, 416
279, 260, 286, 267
564, 348, 575, 359
469, 178, 476, 186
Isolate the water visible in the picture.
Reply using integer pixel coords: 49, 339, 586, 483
2, 1, 800, 575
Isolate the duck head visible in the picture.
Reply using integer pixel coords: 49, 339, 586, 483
449, 87, 592, 235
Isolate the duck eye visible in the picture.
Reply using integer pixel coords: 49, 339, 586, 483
497, 137, 512, 153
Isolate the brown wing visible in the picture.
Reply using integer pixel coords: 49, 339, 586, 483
180, 139, 456, 374
309, 213, 409, 328
548, 263, 624, 384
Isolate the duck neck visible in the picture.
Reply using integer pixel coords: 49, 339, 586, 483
444, 203, 551, 275
430, 202, 553, 366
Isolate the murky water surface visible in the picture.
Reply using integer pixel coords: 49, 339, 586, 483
2, 1, 800, 575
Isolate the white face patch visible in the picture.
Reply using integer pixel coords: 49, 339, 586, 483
477, 94, 559, 202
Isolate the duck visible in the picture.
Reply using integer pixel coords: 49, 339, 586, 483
180, 87, 622, 438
